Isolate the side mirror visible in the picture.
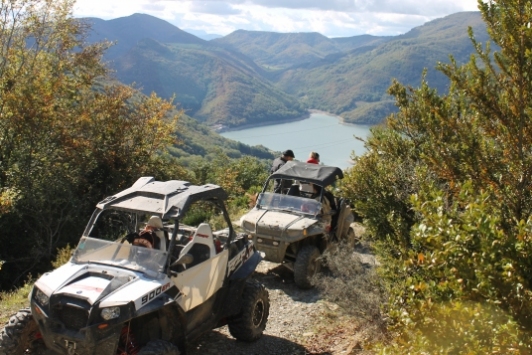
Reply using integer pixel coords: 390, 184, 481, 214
171, 253, 194, 268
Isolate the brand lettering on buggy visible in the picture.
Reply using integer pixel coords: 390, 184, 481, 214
141, 283, 170, 305
228, 244, 254, 274
196, 233, 209, 238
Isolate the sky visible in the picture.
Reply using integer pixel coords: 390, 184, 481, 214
73, 0, 481, 38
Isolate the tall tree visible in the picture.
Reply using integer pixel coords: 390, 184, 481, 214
0, 0, 186, 288
344, 0, 532, 351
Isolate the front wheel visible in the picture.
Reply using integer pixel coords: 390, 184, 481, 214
228, 281, 270, 341
137, 340, 180, 355
0, 308, 47, 355
294, 245, 321, 289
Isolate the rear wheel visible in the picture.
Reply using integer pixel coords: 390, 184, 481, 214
228, 281, 270, 341
0, 309, 47, 355
294, 245, 321, 289
137, 340, 180, 355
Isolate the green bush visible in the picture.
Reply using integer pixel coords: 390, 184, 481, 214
342, 0, 532, 351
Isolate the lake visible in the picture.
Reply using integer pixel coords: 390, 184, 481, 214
219, 112, 373, 169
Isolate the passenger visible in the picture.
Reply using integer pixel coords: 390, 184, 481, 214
306, 152, 320, 164
271, 149, 295, 193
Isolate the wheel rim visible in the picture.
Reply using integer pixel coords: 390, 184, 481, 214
252, 299, 265, 328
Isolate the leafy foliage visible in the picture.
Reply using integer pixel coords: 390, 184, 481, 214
0, 0, 187, 289
343, 1, 532, 352
192, 152, 269, 206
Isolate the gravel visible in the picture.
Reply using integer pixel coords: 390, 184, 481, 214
187, 261, 332, 355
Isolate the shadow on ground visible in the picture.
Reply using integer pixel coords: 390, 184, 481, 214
253, 263, 322, 304
187, 331, 309, 355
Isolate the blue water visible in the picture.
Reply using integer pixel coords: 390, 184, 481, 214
220, 112, 373, 169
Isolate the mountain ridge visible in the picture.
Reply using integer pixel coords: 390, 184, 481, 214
84, 11, 487, 126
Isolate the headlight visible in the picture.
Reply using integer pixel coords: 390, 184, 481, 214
34, 287, 49, 307
242, 220, 255, 232
101, 307, 121, 320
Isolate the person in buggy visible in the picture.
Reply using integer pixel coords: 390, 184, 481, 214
125, 215, 166, 250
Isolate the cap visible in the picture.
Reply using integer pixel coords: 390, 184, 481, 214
283, 149, 295, 158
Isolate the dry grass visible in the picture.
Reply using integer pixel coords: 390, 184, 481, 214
0, 279, 33, 325
304, 301, 369, 355
311, 226, 388, 353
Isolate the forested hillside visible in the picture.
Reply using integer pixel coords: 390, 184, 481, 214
114, 38, 305, 127
87, 14, 306, 128
212, 30, 389, 69
86, 11, 487, 126
272, 11, 489, 123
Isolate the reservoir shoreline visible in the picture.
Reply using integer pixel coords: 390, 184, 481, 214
212, 109, 366, 133
218, 111, 371, 169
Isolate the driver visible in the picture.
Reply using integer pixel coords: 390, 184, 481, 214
132, 224, 158, 249
125, 217, 162, 249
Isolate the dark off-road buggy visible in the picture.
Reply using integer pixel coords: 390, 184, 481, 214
240, 161, 356, 289
0, 177, 269, 355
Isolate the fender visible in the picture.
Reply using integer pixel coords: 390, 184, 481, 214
229, 251, 262, 281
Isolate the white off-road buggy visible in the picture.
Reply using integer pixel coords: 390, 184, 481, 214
0, 177, 269, 355
240, 161, 356, 289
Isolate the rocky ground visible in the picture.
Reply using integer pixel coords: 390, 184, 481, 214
187, 260, 365, 355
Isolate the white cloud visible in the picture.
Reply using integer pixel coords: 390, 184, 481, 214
73, 0, 481, 37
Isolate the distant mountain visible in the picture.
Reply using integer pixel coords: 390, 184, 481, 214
183, 29, 223, 41
271, 11, 488, 124
85, 11, 488, 127
86, 14, 306, 128
212, 31, 390, 70
331, 35, 393, 52
84, 13, 205, 60
113, 38, 304, 127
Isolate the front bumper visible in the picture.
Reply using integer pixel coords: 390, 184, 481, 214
252, 236, 289, 263
31, 303, 122, 355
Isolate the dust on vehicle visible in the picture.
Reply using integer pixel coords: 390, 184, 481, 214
239, 161, 356, 289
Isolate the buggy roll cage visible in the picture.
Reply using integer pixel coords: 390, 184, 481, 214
83, 177, 235, 275
267, 161, 343, 187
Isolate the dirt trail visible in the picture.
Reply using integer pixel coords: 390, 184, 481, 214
187, 261, 340, 355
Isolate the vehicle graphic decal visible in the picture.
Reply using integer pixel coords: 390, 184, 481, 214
141, 283, 170, 305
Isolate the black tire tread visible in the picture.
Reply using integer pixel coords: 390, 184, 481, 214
137, 339, 180, 355
228, 281, 270, 342
0, 308, 46, 355
294, 245, 321, 289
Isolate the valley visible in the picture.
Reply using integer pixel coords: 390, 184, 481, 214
85, 11, 488, 128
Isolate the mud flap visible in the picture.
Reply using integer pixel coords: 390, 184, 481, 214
229, 252, 262, 281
